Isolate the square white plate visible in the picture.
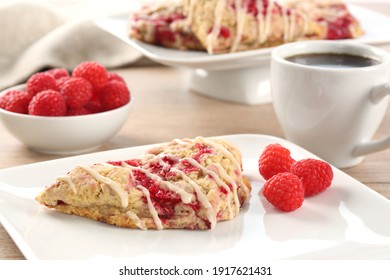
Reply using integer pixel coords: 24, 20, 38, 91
1, 134, 390, 260
96, 5, 390, 70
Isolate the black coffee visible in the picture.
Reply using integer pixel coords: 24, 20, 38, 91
286, 53, 380, 68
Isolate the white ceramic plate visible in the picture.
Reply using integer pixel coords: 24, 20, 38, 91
1, 134, 390, 260
96, 5, 390, 70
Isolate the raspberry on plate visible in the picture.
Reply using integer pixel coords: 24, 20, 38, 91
3, 90, 32, 114
262, 172, 305, 211
26, 72, 58, 96
28, 90, 67, 116
61, 77, 93, 109
98, 80, 130, 111
258, 143, 295, 180
72, 61, 108, 92
291, 159, 334, 196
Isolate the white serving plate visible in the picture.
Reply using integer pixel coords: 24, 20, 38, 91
1, 134, 390, 260
96, 5, 390, 105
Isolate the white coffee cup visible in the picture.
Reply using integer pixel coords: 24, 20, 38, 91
271, 41, 390, 168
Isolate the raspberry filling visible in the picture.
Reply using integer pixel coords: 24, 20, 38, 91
155, 25, 176, 44
324, 15, 353, 39
193, 143, 214, 162
135, 13, 186, 45
132, 169, 182, 219
207, 26, 231, 39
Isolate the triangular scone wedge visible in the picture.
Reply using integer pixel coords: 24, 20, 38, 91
36, 137, 251, 230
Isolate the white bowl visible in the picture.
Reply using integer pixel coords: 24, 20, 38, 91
0, 85, 133, 154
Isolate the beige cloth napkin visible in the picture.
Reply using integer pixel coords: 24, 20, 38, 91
0, 2, 145, 91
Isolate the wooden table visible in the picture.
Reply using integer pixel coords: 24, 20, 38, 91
1, 2, 390, 260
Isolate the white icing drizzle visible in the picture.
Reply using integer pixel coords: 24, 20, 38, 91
174, 138, 191, 146
186, 0, 196, 25
57, 176, 77, 194
263, 0, 274, 44
207, 0, 227, 54
212, 163, 240, 216
199, 137, 250, 196
231, 0, 246, 53
256, 0, 266, 44
171, 167, 217, 228
126, 210, 147, 230
281, 4, 289, 41
288, 10, 296, 41
78, 165, 129, 208
135, 184, 164, 230
184, 157, 234, 219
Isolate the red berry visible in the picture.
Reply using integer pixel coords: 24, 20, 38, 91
45, 68, 70, 80
28, 90, 66, 116
66, 107, 91, 116
3, 90, 32, 114
107, 72, 126, 84
84, 95, 103, 114
72, 61, 108, 91
61, 77, 93, 109
259, 143, 295, 180
262, 172, 304, 211
98, 80, 130, 111
26, 72, 58, 96
56, 76, 71, 90
291, 159, 334, 196
0, 90, 15, 109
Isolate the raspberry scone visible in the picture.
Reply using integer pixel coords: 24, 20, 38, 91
129, 1, 204, 51
284, 0, 364, 40
128, 0, 363, 54
36, 137, 251, 230
184, 0, 363, 53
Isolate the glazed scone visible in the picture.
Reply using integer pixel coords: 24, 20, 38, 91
36, 137, 251, 230
129, 0, 204, 51
128, 0, 363, 54
284, 0, 364, 40
184, 0, 363, 53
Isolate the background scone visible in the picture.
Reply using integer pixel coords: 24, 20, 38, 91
129, 1, 204, 51
128, 0, 363, 54
36, 137, 251, 230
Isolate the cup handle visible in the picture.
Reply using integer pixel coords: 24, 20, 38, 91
353, 83, 390, 157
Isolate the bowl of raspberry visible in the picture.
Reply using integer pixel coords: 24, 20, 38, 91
0, 61, 133, 154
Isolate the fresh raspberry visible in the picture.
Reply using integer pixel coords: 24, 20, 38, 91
45, 68, 70, 80
84, 95, 103, 113
291, 159, 334, 196
262, 172, 304, 211
28, 90, 66, 116
60, 77, 93, 109
0, 90, 15, 109
26, 72, 58, 96
3, 90, 32, 114
72, 61, 108, 91
56, 76, 71, 90
66, 107, 91, 116
107, 72, 126, 84
98, 80, 130, 111
258, 143, 295, 180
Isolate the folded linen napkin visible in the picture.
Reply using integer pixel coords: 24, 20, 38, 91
0, 2, 145, 91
